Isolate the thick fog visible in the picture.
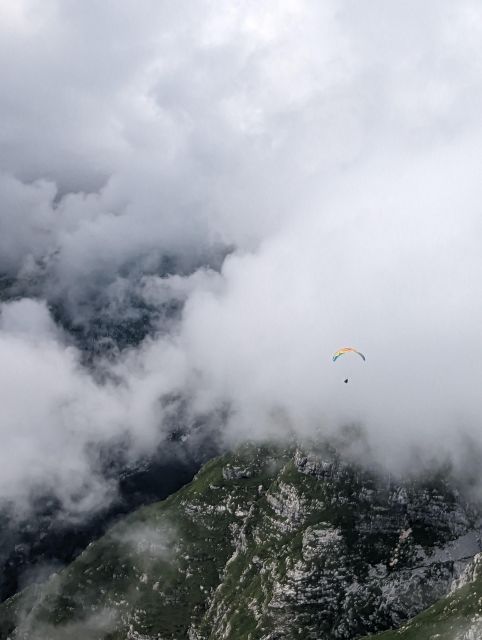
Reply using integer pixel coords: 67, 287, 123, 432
2, 0, 482, 514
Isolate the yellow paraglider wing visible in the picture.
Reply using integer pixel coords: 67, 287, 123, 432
332, 347, 366, 362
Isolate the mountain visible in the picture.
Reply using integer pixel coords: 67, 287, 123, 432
1, 441, 480, 640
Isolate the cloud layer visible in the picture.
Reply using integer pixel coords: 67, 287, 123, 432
2, 0, 482, 512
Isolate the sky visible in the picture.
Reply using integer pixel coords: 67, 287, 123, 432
2, 0, 482, 515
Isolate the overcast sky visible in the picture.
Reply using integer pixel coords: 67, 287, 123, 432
2, 0, 482, 514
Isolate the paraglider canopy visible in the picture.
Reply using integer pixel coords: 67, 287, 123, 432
332, 347, 366, 362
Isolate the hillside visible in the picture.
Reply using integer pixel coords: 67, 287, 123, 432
1, 442, 480, 640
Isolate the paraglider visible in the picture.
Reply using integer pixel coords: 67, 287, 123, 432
333, 348, 366, 384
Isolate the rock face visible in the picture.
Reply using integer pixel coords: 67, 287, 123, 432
364, 553, 482, 640
1, 443, 480, 640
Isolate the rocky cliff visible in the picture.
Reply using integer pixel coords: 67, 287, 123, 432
365, 553, 482, 640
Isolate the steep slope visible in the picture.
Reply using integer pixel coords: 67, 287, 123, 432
1, 443, 480, 640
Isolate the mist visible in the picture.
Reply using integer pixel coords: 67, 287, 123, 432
2, 0, 482, 516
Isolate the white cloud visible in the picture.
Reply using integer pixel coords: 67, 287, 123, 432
1, 0, 482, 509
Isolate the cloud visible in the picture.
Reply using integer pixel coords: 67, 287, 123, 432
1, 0, 482, 512
113, 520, 176, 574
0, 299, 123, 512
0, 298, 60, 339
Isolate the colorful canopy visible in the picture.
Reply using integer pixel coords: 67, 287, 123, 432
332, 347, 366, 362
